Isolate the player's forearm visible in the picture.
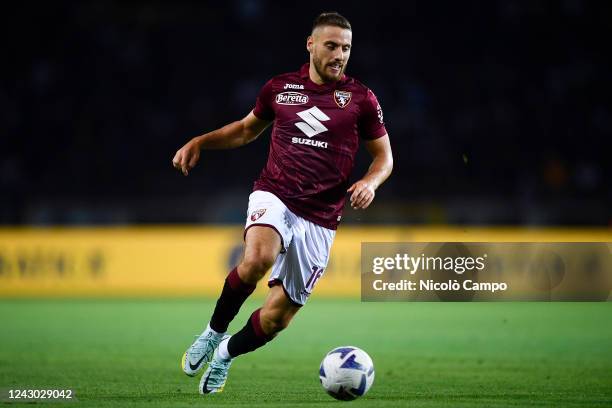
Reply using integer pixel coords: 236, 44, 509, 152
192, 120, 253, 150
362, 154, 393, 190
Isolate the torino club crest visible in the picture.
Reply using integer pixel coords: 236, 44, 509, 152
334, 90, 352, 108
250, 208, 266, 221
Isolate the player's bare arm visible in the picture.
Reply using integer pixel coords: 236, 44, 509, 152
172, 111, 271, 176
348, 134, 393, 210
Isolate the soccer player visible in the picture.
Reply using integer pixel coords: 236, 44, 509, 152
172, 11, 393, 394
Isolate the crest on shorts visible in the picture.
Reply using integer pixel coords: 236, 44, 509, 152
334, 90, 352, 108
250, 208, 266, 222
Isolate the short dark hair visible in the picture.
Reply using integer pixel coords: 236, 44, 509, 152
312, 12, 351, 32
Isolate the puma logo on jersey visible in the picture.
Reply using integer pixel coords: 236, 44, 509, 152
283, 83, 304, 90
276, 92, 308, 105
295, 106, 330, 138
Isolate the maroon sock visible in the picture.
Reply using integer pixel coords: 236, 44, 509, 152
227, 308, 272, 358
209, 267, 256, 333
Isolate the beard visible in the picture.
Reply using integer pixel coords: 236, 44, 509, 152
312, 54, 344, 83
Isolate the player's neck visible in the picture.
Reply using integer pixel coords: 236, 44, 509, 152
308, 64, 330, 86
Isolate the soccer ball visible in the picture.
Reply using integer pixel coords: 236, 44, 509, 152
319, 346, 375, 400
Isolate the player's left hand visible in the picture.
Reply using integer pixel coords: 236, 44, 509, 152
347, 180, 375, 210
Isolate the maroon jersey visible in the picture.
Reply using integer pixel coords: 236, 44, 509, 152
252, 63, 387, 230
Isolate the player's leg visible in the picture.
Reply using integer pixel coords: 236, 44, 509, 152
199, 285, 300, 394
199, 217, 335, 394
210, 226, 282, 331
182, 226, 282, 376
228, 283, 300, 354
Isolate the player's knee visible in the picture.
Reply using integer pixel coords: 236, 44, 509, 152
259, 310, 290, 335
240, 252, 275, 281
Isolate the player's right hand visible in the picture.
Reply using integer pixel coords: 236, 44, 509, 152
172, 139, 201, 176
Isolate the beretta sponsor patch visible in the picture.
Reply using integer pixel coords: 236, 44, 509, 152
276, 92, 308, 105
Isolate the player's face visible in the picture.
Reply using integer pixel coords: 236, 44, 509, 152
308, 26, 352, 83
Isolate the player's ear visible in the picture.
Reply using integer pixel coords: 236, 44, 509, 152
306, 35, 313, 53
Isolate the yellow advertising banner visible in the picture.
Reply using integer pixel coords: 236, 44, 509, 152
0, 226, 609, 297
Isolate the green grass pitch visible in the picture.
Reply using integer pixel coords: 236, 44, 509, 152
1, 298, 611, 407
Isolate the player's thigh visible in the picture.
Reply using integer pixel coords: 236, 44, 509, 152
244, 225, 282, 259
260, 285, 301, 330
240, 226, 283, 278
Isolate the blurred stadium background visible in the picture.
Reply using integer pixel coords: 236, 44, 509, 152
2, 1, 609, 226
1, 1, 610, 406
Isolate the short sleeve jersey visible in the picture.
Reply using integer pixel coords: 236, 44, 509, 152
252, 63, 387, 230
